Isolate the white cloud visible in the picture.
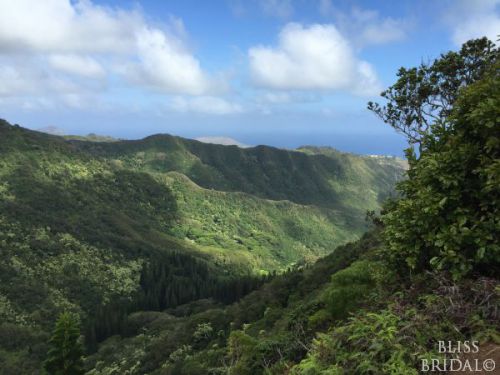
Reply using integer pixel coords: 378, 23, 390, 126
49, 54, 105, 78
170, 96, 243, 115
248, 23, 381, 95
318, 2, 409, 47
355, 12, 407, 45
0, 0, 139, 53
259, 0, 293, 18
124, 28, 212, 95
0, 65, 37, 97
0, 61, 83, 97
446, 0, 500, 45
0, 0, 219, 105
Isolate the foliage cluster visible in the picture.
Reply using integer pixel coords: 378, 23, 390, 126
381, 50, 499, 279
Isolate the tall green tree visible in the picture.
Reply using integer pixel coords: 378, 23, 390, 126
43, 312, 85, 375
374, 40, 499, 279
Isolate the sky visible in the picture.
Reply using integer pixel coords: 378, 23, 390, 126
0, 0, 498, 156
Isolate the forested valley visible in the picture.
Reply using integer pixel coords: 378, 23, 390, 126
0, 37, 498, 374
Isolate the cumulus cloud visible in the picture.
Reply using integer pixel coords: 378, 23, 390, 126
169, 96, 243, 115
49, 54, 105, 78
124, 28, 212, 95
0, 0, 220, 107
446, 0, 500, 45
248, 23, 381, 95
0, 0, 139, 53
0, 65, 40, 97
0, 60, 83, 97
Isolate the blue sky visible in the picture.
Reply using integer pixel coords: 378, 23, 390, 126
0, 0, 498, 155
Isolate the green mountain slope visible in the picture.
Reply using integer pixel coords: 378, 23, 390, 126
0, 121, 258, 372
84, 230, 379, 375
163, 171, 358, 271
90, 38, 499, 375
0, 119, 405, 373
71, 132, 404, 212
86, 228, 498, 375
0, 119, 406, 271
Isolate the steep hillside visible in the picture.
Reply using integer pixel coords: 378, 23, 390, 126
163, 172, 358, 271
0, 119, 404, 373
83, 52, 500, 374
0, 120, 261, 372
0, 120, 405, 271
70, 132, 405, 213
84, 230, 381, 374
85, 229, 498, 375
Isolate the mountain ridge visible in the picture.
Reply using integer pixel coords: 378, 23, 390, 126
0, 118, 406, 372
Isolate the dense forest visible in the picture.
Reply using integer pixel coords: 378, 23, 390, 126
0, 37, 498, 374
0, 101, 403, 372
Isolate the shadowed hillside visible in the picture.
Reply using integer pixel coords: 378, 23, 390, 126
0, 118, 405, 373
70, 132, 405, 210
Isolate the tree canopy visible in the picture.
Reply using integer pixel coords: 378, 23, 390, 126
368, 37, 498, 148
379, 40, 499, 279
